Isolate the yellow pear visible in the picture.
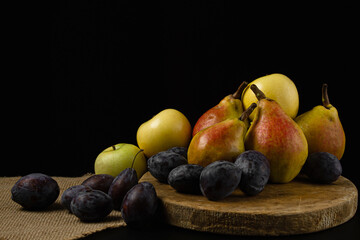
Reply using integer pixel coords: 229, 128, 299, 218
242, 73, 299, 120
137, 109, 192, 157
295, 84, 345, 160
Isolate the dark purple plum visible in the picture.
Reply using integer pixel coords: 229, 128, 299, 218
168, 164, 203, 194
60, 185, 93, 212
200, 161, 241, 201
11, 173, 60, 210
81, 174, 114, 193
121, 182, 158, 227
70, 190, 113, 222
167, 147, 188, 159
303, 152, 342, 184
234, 150, 270, 196
108, 168, 138, 210
147, 151, 187, 183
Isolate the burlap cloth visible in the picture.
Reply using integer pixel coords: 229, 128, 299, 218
0, 174, 126, 240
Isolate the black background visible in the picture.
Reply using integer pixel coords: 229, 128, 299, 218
3, 1, 359, 239
6, 2, 358, 187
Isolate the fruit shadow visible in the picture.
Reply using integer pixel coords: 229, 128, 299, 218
19, 202, 65, 212
294, 174, 340, 186
98, 215, 123, 223
211, 190, 251, 203
77, 215, 124, 224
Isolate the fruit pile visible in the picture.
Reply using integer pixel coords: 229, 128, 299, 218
11, 168, 158, 225
10, 73, 346, 224
143, 73, 345, 199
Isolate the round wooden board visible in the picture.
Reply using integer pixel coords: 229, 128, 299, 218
140, 172, 358, 236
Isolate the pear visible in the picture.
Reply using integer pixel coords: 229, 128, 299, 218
192, 81, 248, 137
188, 103, 257, 167
295, 84, 345, 160
137, 109, 192, 158
245, 85, 308, 183
242, 74, 299, 120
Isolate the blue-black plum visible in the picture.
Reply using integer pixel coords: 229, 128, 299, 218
61, 185, 93, 212
70, 190, 113, 222
81, 174, 114, 193
11, 173, 60, 210
303, 152, 342, 184
121, 182, 158, 227
167, 147, 188, 159
200, 161, 241, 201
147, 151, 187, 183
108, 168, 138, 210
235, 150, 270, 195
168, 164, 203, 194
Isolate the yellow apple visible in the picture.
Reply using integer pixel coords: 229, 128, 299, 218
242, 73, 299, 120
137, 109, 192, 157
94, 143, 147, 179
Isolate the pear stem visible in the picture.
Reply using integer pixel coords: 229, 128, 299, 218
111, 145, 116, 150
322, 83, 331, 109
131, 149, 144, 169
250, 84, 266, 100
240, 103, 257, 121
232, 81, 248, 99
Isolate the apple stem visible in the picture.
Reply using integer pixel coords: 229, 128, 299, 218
111, 145, 116, 150
131, 149, 144, 169
322, 83, 331, 109
250, 84, 267, 100
240, 103, 257, 121
232, 81, 248, 99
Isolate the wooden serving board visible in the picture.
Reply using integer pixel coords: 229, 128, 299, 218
140, 172, 358, 236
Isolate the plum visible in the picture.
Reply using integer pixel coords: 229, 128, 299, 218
235, 150, 270, 195
167, 147, 188, 159
303, 152, 342, 184
61, 185, 93, 212
108, 168, 138, 210
71, 190, 113, 222
11, 173, 59, 210
121, 182, 158, 227
200, 161, 241, 201
81, 174, 114, 193
168, 164, 203, 194
147, 151, 187, 183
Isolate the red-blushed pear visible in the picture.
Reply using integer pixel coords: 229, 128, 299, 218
295, 84, 345, 160
192, 81, 248, 137
245, 85, 308, 183
188, 103, 257, 167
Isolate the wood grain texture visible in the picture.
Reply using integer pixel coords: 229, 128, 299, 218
140, 172, 358, 236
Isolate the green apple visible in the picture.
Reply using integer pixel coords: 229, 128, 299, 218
242, 73, 299, 120
94, 143, 147, 179
137, 108, 192, 157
